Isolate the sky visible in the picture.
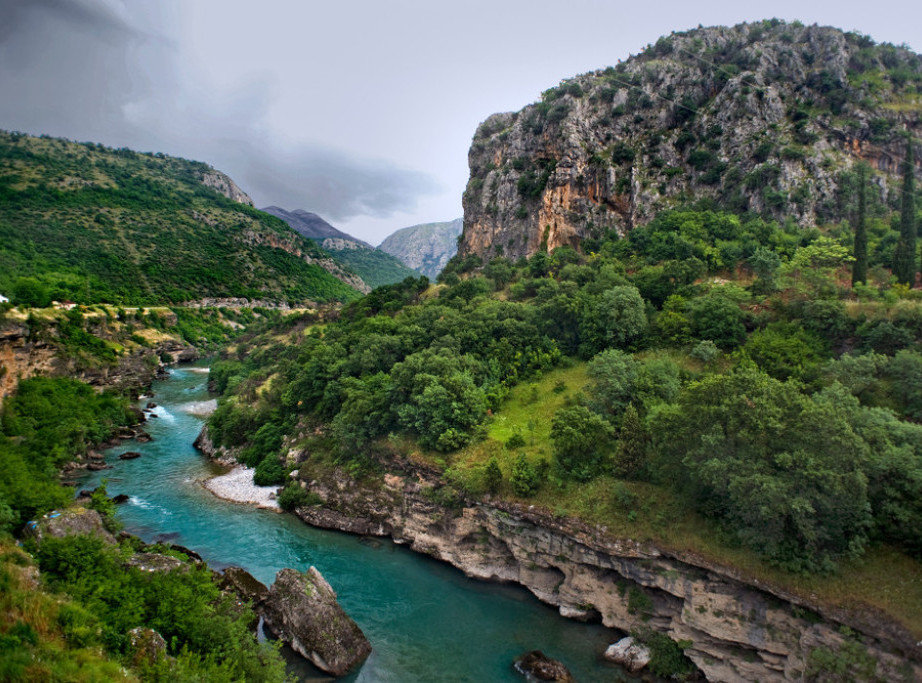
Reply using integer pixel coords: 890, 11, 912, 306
0, 1, 919, 244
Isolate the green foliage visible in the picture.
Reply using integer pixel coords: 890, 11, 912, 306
277, 483, 323, 511
614, 403, 649, 477
893, 136, 916, 285
35, 534, 286, 680
510, 453, 544, 497
631, 627, 696, 679
651, 368, 872, 572
741, 323, 828, 382
0, 377, 136, 529
484, 457, 503, 494
551, 405, 615, 481
578, 285, 648, 356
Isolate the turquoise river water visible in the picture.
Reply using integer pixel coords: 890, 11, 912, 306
78, 363, 640, 682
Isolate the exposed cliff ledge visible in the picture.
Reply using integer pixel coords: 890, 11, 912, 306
0, 316, 197, 405
285, 459, 921, 682
460, 21, 922, 261
201, 170, 254, 206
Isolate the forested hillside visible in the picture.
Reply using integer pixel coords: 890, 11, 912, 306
0, 132, 359, 306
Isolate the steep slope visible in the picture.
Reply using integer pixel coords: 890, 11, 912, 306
378, 218, 463, 278
264, 206, 418, 289
460, 20, 922, 261
0, 132, 360, 306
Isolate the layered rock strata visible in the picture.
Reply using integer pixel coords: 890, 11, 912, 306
289, 462, 922, 682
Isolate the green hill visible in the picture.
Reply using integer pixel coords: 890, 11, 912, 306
0, 131, 359, 306
317, 237, 420, 289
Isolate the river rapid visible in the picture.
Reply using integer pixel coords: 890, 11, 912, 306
79, 362, 639, 682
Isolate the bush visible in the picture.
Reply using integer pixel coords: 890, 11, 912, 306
277, 483, 322, 511
510, 453, 544, 497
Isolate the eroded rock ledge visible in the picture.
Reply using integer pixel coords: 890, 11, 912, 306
289, 461, 922, 682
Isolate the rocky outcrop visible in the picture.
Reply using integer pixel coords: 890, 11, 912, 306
0, 314, 197, 405
290, 463, 922, 682
378, 218, 463, 279
260, 567, 372, 676
460, 21, 922, 261
28, 507, 116, 545
201, 170, 254, 206
193, 425, 237, 466
513, 650, 575, 682
604, 637, 651, 673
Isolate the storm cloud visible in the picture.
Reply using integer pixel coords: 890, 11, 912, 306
0, 0, 919, 241
0, 0, 440, 232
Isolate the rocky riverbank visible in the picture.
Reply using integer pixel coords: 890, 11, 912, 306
193, 425, 922, 681
293, 461, 920, 682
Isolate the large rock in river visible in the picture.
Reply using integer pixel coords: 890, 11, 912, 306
260, 566, 371, 676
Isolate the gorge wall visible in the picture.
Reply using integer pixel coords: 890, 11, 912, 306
460, 20, 922, 261
278, 457, 921, 682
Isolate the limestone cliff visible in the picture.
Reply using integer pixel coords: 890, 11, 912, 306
378, 218, 463, 279
460, 20, 922, 261
201, 170, 254, 206
0, 309, 197, 405
289, 460, 921, 682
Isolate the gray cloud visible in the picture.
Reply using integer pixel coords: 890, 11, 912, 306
0, 0, 440, 228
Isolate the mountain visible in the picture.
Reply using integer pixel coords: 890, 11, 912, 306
261, 206, 365, 243
0, 132, 361, 305
378, 218, 463, 279
263, 207, 418, 289
460, 20, 922, 261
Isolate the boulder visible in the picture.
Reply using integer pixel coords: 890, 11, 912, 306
220, 566, 269, 606
119, 451, 142, 460
30, 507, 116, 545
128, 627, 167, 665
112, 494, 130, 504
87, 462, 112, 471
513, 650, 575, 682
126, 552, 187, 573
603, 636, 651, 673
260, 567, 371, 676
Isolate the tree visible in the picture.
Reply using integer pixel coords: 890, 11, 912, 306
551, 405, 616, 481
615, 403, 649, 477
578, 285, 648, 357
893, 135, 916, 285
852, 162, 869, 286
650, 368, 872, 572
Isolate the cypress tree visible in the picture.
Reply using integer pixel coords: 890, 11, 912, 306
614, 403, 648, 478
893, 136, 917, 285
852, 163, 868, 286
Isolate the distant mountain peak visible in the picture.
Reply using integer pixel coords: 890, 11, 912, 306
261, 206, 370, 247
378, 218, 463, 279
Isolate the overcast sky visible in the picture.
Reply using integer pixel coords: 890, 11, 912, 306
0, 1, 919, 243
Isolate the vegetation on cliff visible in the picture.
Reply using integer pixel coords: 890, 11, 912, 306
0, 131, 359, 306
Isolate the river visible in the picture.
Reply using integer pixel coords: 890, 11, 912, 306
78, 362, 640, 682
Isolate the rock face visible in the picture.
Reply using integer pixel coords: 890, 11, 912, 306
260, 567, 372, 676
378, 218, 463, 279
460, 20, 922, 262
0, 314, 197, 406
291, 462, 922, 682
201, 170, 254, 206
30, 507, 116, 545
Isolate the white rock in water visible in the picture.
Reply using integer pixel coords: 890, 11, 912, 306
604, 637, 651, 673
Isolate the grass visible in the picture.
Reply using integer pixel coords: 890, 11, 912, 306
438, 359, 922, 641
